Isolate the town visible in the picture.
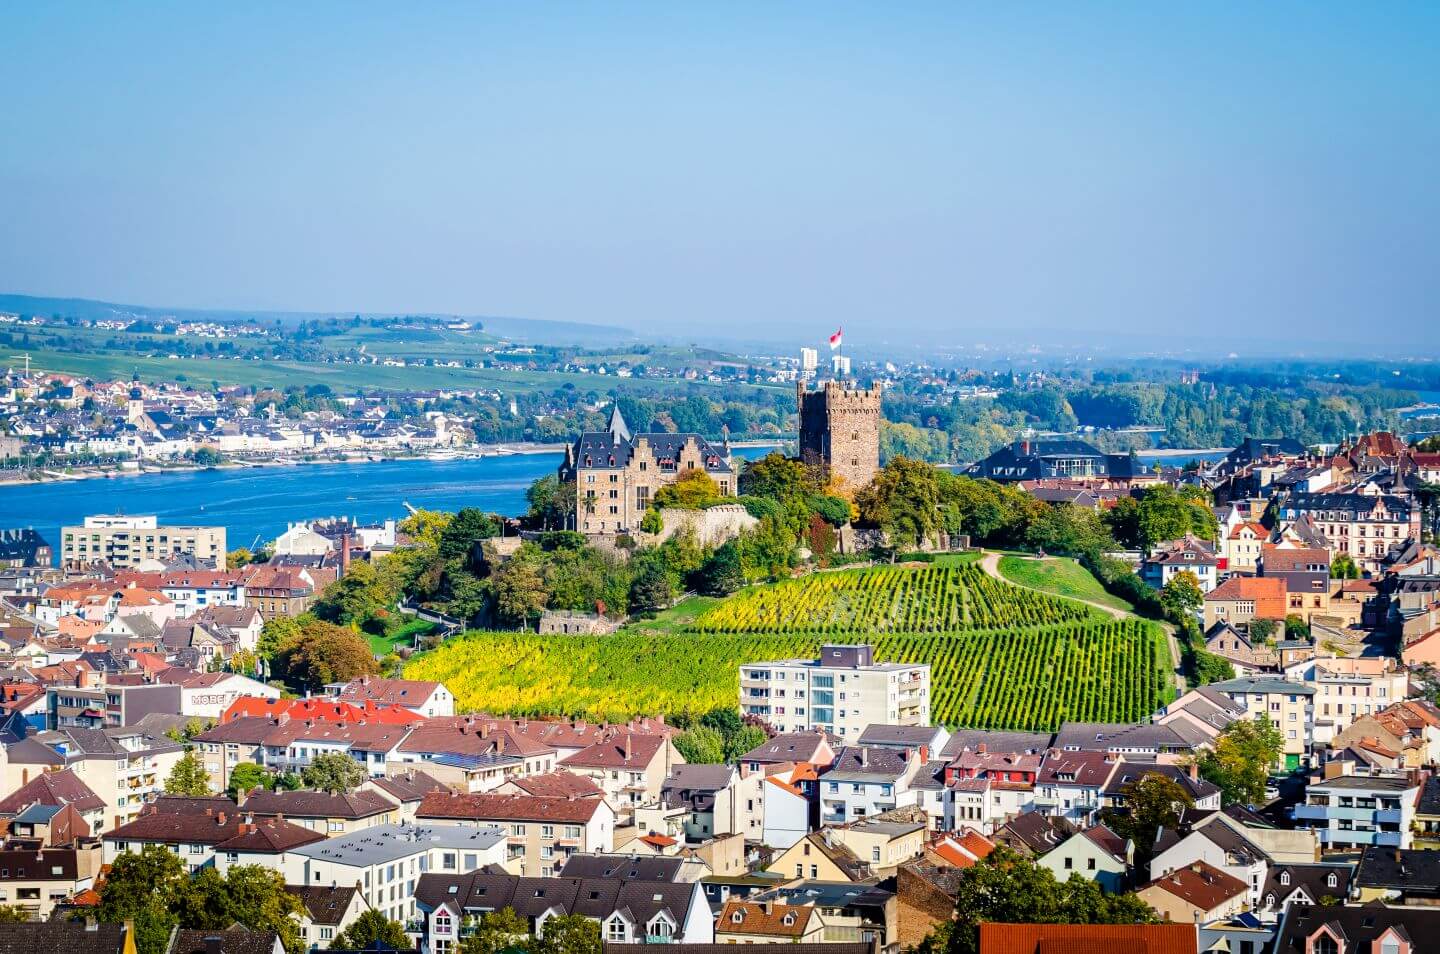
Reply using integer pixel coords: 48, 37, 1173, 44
2, 352, 1440, 954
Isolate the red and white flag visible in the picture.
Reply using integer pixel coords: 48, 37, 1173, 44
828, 328, 843, 350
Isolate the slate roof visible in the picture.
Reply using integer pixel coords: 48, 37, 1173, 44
288, 885, 359, 926
557, 853, 689, 882
1262, 863, 1353, 905
1103, 763, 1221, 803
241, 788, 396, 820
939, 730, 1054, 760
993, 812, 1076, 856
740, 733, 831, 764
0, 922, 130, 954
169, 927, 280, 954
1275, 902, 1440, 953
1354, 846, 1440, 895
413, 871, 700, 926
855, 725, 940, 748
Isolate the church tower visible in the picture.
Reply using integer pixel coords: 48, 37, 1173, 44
796, 379, 882, 492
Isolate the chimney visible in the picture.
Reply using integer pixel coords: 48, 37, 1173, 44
976, 743, 986, 755
622, 735, 632, 761
1188, 761, 1198, 782
860, 749, 868, 768
339, 529, 352, 577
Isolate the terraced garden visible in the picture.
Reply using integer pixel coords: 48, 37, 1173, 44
405, 559, 1173, 731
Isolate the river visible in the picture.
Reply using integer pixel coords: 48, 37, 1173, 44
1, 449, 776, 553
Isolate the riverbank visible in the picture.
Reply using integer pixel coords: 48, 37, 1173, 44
0, 442, 571, 487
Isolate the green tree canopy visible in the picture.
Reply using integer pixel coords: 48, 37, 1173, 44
301, 752, 367, 794
1195, 715, 1285, 805
227, 762, 273, 799
653, 468, 724, 510
165, 750, 212, 796
673, 725, 726, 763
330, 911, 410, 951
272, 618, 379, 692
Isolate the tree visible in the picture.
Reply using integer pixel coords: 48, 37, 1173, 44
673, 725, 726, 763
628, 554, 675, 616
331, 911, 410, 951
805, 513, 837, 563
272, 618, 379, 691
227, 762, 273, 799
1024, 503, 1112, 557
1195, 715, 1286, 806
439, 508, 502, 564
1100, 773, 1194, 867
1331, 553, 1360, 580
491, 552, 549, 627
313, 560, 395, 629
538, 913, 600, 954
1248, 618, 1278, 643
942, 847, 1157, 954
97, 845, 190, 954
639, 508, 663, 535
1285, 614, 1311, 640
653, 468, 723, 510
525, 475, 577, 531
165, 750, 212, 796
1194, 650, 1236, 685
698, 541, 745, 596
177, 865, 304, 954
257, 615, 301, 661
0, 906, 30, 923
302, 752, 366, 794
724, 724, 769, 761
398, 509, 453, 547
740, 453, 816, 503
855, 457, 942, 548
1159, 571, 1204, 618
462, 907, 530, 954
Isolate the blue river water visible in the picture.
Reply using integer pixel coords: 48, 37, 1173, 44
1, 449, 775, 553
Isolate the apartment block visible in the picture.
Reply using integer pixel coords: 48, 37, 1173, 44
60, 515, 227, 570
740, 644, 929, 741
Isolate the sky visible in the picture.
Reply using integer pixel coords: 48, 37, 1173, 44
1, 3, 1438, 351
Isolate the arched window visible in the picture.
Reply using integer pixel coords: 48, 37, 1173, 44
1311, 933, 1338, 954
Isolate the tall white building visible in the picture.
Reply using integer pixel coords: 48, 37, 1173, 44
832, 355, 852, 377
740, 644, 929, 740
799, 347, 819, 378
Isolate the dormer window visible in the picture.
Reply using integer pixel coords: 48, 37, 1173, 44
1280, 871, 1290, 886
782, 914, 796, 926
731, 912, 744, 924
1326, 872, 1338, 888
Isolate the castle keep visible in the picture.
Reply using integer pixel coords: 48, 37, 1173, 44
796, 379, 882, 492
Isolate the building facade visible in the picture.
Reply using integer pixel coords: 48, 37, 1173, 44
741, 644, 929, 741
60, 516, 226, 569
559, 406, 735, 535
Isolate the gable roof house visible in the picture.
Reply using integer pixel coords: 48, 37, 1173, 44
560, 733, 684, 818
1036, 824, 1132, 894
1137, 860, 1248, 925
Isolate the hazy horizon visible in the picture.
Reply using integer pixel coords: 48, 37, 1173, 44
2, 3, 1438, 348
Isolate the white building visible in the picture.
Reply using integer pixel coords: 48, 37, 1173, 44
740, 644, 929, 742
282, 823, 507, 927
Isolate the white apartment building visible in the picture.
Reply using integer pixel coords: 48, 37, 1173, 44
60, 515, 227, 569
740, 644, 929, 741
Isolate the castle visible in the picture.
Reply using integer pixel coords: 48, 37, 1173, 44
796, 379, 882, 492
559, 405, 735, 535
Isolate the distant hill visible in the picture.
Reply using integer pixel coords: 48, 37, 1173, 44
0, 293, 636, 347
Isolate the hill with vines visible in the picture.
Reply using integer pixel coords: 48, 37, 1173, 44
404, 558, 1173, 731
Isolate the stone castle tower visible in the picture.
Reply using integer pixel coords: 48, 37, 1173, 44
796, 379, 883, 492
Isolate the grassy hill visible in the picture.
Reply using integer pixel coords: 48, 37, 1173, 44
404, 558, 1173, 731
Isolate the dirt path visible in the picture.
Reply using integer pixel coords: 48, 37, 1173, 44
980, 551, 1188, 696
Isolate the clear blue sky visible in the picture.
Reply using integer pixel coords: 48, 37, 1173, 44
1, 3, 1437, 349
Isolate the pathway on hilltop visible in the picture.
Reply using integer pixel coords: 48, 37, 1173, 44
979, 550, 1188, 697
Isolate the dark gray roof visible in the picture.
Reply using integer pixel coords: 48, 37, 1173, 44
557, 853, 689, 882
823, 747, 911, 782
1276, 902, 1437, 952
1103, 763, 1221, 802
170, 927, 279, 954
1262, 864, 1353, 905
1355, 847, 1440, 895
414, 872, 700, 926
0, 922, 129, 954
855, 725, 941, 749
288, 885, 360, 925
940, 729, 1054, 761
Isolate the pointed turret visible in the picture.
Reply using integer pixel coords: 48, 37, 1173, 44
607, 403, 632, 444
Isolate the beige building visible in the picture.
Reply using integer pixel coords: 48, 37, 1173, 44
716, 900, 826, 944
827, 818, 926, 876
1307, 656, 1409, 745
559, 406, 735, 536
61, 515, 227, 569
559, 732, 686, 819
1205, 678, 1316, 771
0, 843, 103, 920
1136, 861, 1247, 924
416, 790, 616, 878
1221, 522, 1268, 574
741, 644, 930, 741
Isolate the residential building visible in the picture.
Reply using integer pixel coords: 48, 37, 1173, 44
1257, 863, 1352, 922
1278, 491, 1417, 574
1274, 901, 1440, 954
1292, 765, 1419, 851
767, 829, 876, 884
1220, 522, 1267, 575
1306, 657, 1409, 745
1036, 824, 1131, 893
739, 732, 835, 775
560, 732, 684, 817
60, 516, 226, 570
0, 921, 136, 954
290, 884, 372, 951
413, 870, 712, 952
1257, 545, 1332, 621
1203, 576, 1287, 630
0, 529, 52, 568
716, 900, 825, 944
1142, 535, 1219, 594
415, 791, 616, 878
739, 644, 929, 740
966, 439, 1154, 488
1136, 861, 1248, 925
819, 747, 924, 824
0, 842, 103, 920
41, 726, 185, 831
1150, 821, 1268, 906
1205, 678, 1316, 770
281, 823, 507, 927
659, 763, 765, 843
325, 676, 454, 718
239, 788, 401, 835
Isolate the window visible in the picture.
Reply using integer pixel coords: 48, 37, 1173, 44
1311, 935, 1338, 954
871, 847, 881, 862
606, 919, 627, 942
1086, 858, 1096, 871
319, 928, 334, 941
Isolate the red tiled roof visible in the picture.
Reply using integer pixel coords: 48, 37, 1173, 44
416, 790, 605, 824
561, 732, 667, 769
1141, 860, 1247, 912
978, 923, 1198, 954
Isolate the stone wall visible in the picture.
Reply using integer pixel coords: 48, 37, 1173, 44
796, 380, 882, 493
655, 504, 758, 547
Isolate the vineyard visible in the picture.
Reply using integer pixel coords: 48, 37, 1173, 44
405, 561, 1174, 732
692, 563, 1090, 633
